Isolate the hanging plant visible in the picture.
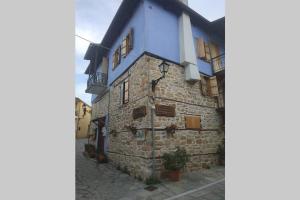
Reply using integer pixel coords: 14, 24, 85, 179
110, 129, 117, 137
165, 124, 177, 136
125, 125, 137, 136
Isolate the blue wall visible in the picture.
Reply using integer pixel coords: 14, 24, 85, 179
144, 0, 224, 76
144, 0, 179, 63
192, 25, 214, 76
99, 0, 224, 88
107, 1, 146, 86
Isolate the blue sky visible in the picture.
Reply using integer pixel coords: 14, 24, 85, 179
75, 0, 224, 105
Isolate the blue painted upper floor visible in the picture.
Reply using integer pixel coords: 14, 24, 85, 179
85, 0, 225, 94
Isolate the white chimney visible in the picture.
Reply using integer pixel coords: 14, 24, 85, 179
178, 0, 200, 82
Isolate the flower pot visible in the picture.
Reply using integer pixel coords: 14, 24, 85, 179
168, 170, 181, 182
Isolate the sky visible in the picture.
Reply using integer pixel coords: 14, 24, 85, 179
75, 0, 225, 105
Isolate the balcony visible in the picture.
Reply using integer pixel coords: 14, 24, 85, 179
85, 72, 108, 95
211, 53, 225, 74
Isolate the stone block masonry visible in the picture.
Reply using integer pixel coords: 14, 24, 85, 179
91, 53, 224, 181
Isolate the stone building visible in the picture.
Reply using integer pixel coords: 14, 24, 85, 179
75, 97, 92, 139
84, 0, 225, 180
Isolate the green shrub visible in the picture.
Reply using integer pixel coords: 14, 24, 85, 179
116, 165, 121, 170
162, 147, 190, 171
137, 176, 143, 182
121, 166, 130, 175
145, 176, 161, 185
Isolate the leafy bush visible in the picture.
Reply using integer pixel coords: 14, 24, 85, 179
121, 166, 130, 175
162, 147, 190, 171
165, 124, 177, 135
145, 176, 161, 185
84, 144, 96, 158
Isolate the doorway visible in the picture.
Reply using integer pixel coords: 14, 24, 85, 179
96, 117, 106, 155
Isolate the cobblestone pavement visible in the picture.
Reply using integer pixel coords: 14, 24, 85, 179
76, 139, 225, 200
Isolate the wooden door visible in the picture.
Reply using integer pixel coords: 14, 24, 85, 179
97, 119, 105, 154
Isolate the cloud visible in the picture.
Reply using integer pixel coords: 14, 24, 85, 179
75, 28, 100, 56
75, 0, 123, 107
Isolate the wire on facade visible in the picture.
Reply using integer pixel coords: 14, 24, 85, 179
75, 34, 110, 50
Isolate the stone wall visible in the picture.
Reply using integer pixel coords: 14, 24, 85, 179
91, 54, 224, 180
91, 92, 109, 120
147, 55, 224, 174
107, 55, 153, 180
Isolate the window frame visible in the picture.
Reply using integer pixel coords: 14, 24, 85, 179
122, 78, 129, 105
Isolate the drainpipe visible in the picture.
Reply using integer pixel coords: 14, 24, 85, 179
150, 98, 155, 178
106, 87, 111, 156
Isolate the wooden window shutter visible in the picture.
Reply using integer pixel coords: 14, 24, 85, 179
209, 43, 221, 71
117, 46, 121, 65
123, 78, 129, 104
121, 36, 127, 58
185, 116, 201, 129
208, 76, 219, 97
119, 84, 123, 106
200, 75, 208, 96
209, 43, 220, 59
197, 38, 206, 59
204, 43, 211, 61
113, 46, 121, 70
112, 52, 116, 69
127, 28, 134, 52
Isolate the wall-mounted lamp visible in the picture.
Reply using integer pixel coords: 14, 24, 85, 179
151, 60, 170, 92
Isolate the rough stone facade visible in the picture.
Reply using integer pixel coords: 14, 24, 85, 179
91, 54, 224, 180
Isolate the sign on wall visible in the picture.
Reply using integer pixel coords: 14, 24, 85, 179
135, 129, 145, 141
133, 106, 147, 119
155, 104, 176, 117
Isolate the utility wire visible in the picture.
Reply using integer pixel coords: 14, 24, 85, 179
75, 34, 110, 50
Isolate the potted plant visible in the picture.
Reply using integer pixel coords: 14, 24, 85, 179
110, 129, 117, 137
125, 125, 137, 136
162, 147, 189, 181
84, 144, 96, 158
97, 152, 108, 163
165, 124, 177, 136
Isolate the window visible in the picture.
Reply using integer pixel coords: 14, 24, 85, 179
209, 42, 222, 72
112, 45, 121, 70
113, 28, 134, 70
201, 75, 219, 97
120, 78, 129, 105
121, 28, 134, 58
197, 37, 212, 62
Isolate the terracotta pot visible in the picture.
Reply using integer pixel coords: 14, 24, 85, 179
168, 170, 180, 182
98, 154, 105, 161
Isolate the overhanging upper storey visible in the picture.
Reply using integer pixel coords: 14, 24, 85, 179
83, 0, 225, 89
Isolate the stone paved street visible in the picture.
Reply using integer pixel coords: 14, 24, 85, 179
76, 139, 225, 200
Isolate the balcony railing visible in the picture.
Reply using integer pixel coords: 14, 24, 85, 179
211, 54, 225, 74
85, 72, 108, 94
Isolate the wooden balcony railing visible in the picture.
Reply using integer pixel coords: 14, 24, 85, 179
211, 54, 225, 74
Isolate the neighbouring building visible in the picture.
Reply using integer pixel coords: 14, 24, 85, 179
84, 0, 225, 180
75, 97, 92, 139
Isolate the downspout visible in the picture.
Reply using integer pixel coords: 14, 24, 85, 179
147, 56, 156, 178
150, 98, 155, 178
106, 86, 111, 156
